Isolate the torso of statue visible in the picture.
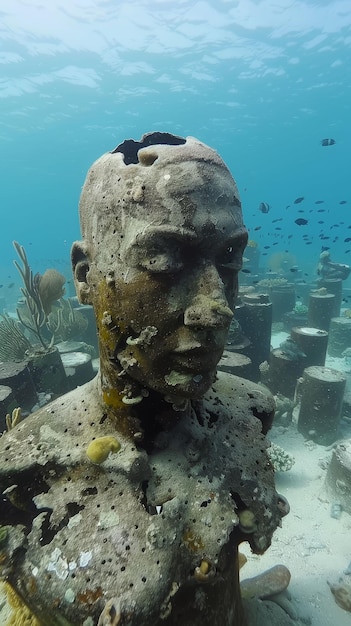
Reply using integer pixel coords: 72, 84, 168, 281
0, 372, 279, 626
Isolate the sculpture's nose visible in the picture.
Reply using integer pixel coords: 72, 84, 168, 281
184, 264, 234, 329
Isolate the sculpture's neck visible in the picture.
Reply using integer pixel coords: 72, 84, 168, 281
96, 357, 190, 448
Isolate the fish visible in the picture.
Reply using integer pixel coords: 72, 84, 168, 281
254, 226, 262, 231
315, 200, 324, 204
295, 218, 308, 225
344, 238, 351, 243
241, 268, 251, 274
340, 200, 347, 204
258, 201, 270, 214
321, 138, 336, 146
294, 197, 304, 204
7, 283, 14, 288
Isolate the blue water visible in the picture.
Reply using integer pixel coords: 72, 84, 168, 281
1, 0, 351, 302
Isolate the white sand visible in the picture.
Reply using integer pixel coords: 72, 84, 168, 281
239, 331, 351, 625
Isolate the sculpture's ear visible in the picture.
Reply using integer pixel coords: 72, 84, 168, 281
71, 241, 92, 304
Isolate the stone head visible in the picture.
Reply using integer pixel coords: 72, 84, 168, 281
72, 132, 247, 405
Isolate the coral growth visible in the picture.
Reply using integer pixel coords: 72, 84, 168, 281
0, 314, 32, 361
13, 241, 52, 350
267, 442, 295, 472
3, 582, 41, 626
47, 298, 88, 341
256, 277, 288, 290
38, 269, 65, 316
293, 303, 308, 315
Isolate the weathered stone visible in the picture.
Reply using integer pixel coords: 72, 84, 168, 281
241, 564, 291, 600
0, 133, 285, 626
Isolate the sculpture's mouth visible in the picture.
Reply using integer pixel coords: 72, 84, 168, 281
171, 347, 222, 373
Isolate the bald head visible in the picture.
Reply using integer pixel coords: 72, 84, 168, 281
78, 133, 243, 259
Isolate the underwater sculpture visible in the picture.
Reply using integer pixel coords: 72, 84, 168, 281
317, 249, 350, 281
0, 133, 288, 625
13, 241, 66, 349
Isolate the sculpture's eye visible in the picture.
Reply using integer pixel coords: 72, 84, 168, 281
217, 245, 242, 270
139, 248, 184, 274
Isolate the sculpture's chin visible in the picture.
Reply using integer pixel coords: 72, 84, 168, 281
160, 367, 217, 401
116, 344, 220, 402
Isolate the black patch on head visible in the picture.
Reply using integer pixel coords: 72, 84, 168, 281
112, 132, 186, 165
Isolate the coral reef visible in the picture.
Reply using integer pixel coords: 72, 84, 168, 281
0, 314, 32, 362
13, 242, 66, 351
47, 298, 88, 342
267, 442, 295, 472
256, 277, 288, 290
13, 241, 52, 350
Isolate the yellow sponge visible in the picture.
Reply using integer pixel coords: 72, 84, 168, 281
86, 435, 121, 464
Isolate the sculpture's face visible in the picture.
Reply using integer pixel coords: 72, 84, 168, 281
76, 151, 247, 402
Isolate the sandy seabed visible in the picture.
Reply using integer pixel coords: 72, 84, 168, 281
239, 332, 351, 626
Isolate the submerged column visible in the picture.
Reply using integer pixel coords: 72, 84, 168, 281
297, 366, 346, 445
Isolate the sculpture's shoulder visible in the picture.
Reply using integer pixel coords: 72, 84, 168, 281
203, 371, 275, 434
0, 376, 103, 481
